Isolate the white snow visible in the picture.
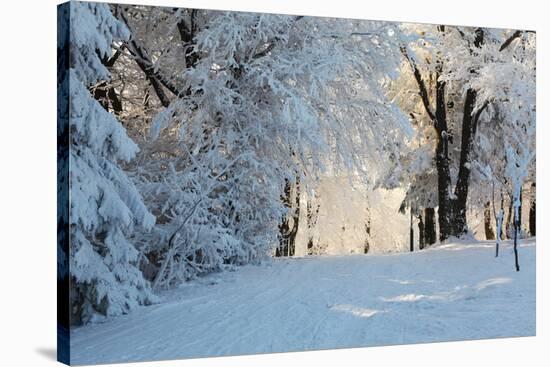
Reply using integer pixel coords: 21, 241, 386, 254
70, 239, 535, 365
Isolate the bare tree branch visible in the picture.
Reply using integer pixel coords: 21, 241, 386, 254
499, 30, 522, 52
400, 46, 436, 121
114, 5, 186, 106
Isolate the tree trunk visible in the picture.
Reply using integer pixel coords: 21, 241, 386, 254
434, 67, 453, 241
410, 209, 414, 252
484, 201, 495, 240
439, 28, 485, 240
92, 82, 110, 110
92, 82, 123, 115
288, 177, 301, 256
404, 28, 523, 243
276, 179, 291, 257
107, 86, 122, 115
499, 193, 506, 240
495, 192, 505, 256
506, 198, 513, 239
364, 206, 371, 254
424, 207, 436, 245
513, 207, 520, 272
452, 88, 479, 237
495, 210, 503, 257
306, 195, 320, 255
276, 177, 300, 257
418, 211, 425, 250
529, 183, 536, 236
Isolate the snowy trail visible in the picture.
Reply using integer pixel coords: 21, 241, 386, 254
71, 239, 535, 365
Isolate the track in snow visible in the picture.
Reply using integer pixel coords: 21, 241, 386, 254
70, 239, 535, 365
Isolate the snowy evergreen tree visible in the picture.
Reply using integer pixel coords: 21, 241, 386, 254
64, 2, 156, 323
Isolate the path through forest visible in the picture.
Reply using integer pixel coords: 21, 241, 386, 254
71, 239, 535, 365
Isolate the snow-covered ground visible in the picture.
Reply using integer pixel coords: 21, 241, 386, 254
70, 239, 535, 365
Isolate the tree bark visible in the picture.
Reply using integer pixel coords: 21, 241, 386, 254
514, 209, 520, 272
499, 189, 506, 240
306, 195, 320, 255
452, 88, 477, 236
450, 29, 487, 237
401, 27, 454, 242
107, 87, 123, 115
434, 63, 453, 241
410, 209, 414, 252
288, 177, 301, 256
418, 212, 425, 250
484, 201, 495, 240
276, 179, 291, 257
175, 9, 200, 69
424, 207, 436, 245
364, 206, 371, 254
276, 177, 300, 257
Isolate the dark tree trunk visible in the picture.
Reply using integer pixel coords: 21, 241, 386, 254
448, 29, 486, 238
92, 82, 109, 110
175, 10, 200, 69
495, 193, 505, 257
434, 72, 453, 241
276, 179, 291, 257
306, 195, 320, 254
410, 209, 414, 252
92, 82, 123, 115
276, 177, 300, 257
424, 207, 436, 245
432, 25, 455, 241
91, 50, 123, 114
436, 28, 486, 240
107, 87, 122, 115
500, 193, 506, 240
364, 206, 372, 254
514, 210, 520, 272
288, 177, 301, 256
484, 201, 495, 240
529, 183, 536, 236
452, 88, 478, 237
418, 212, 425, 250
401, 25, 455, 242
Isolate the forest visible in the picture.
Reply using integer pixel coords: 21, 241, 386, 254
58, 2, 535, 362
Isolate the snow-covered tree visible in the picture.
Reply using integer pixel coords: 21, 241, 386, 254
60, 4, 536, 326
139, 11, 410, 287
391, 24, 535, 243
476, 31, 536, 269
64, 2, 156, 324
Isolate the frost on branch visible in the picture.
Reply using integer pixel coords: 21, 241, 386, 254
141, 12, 410, 288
